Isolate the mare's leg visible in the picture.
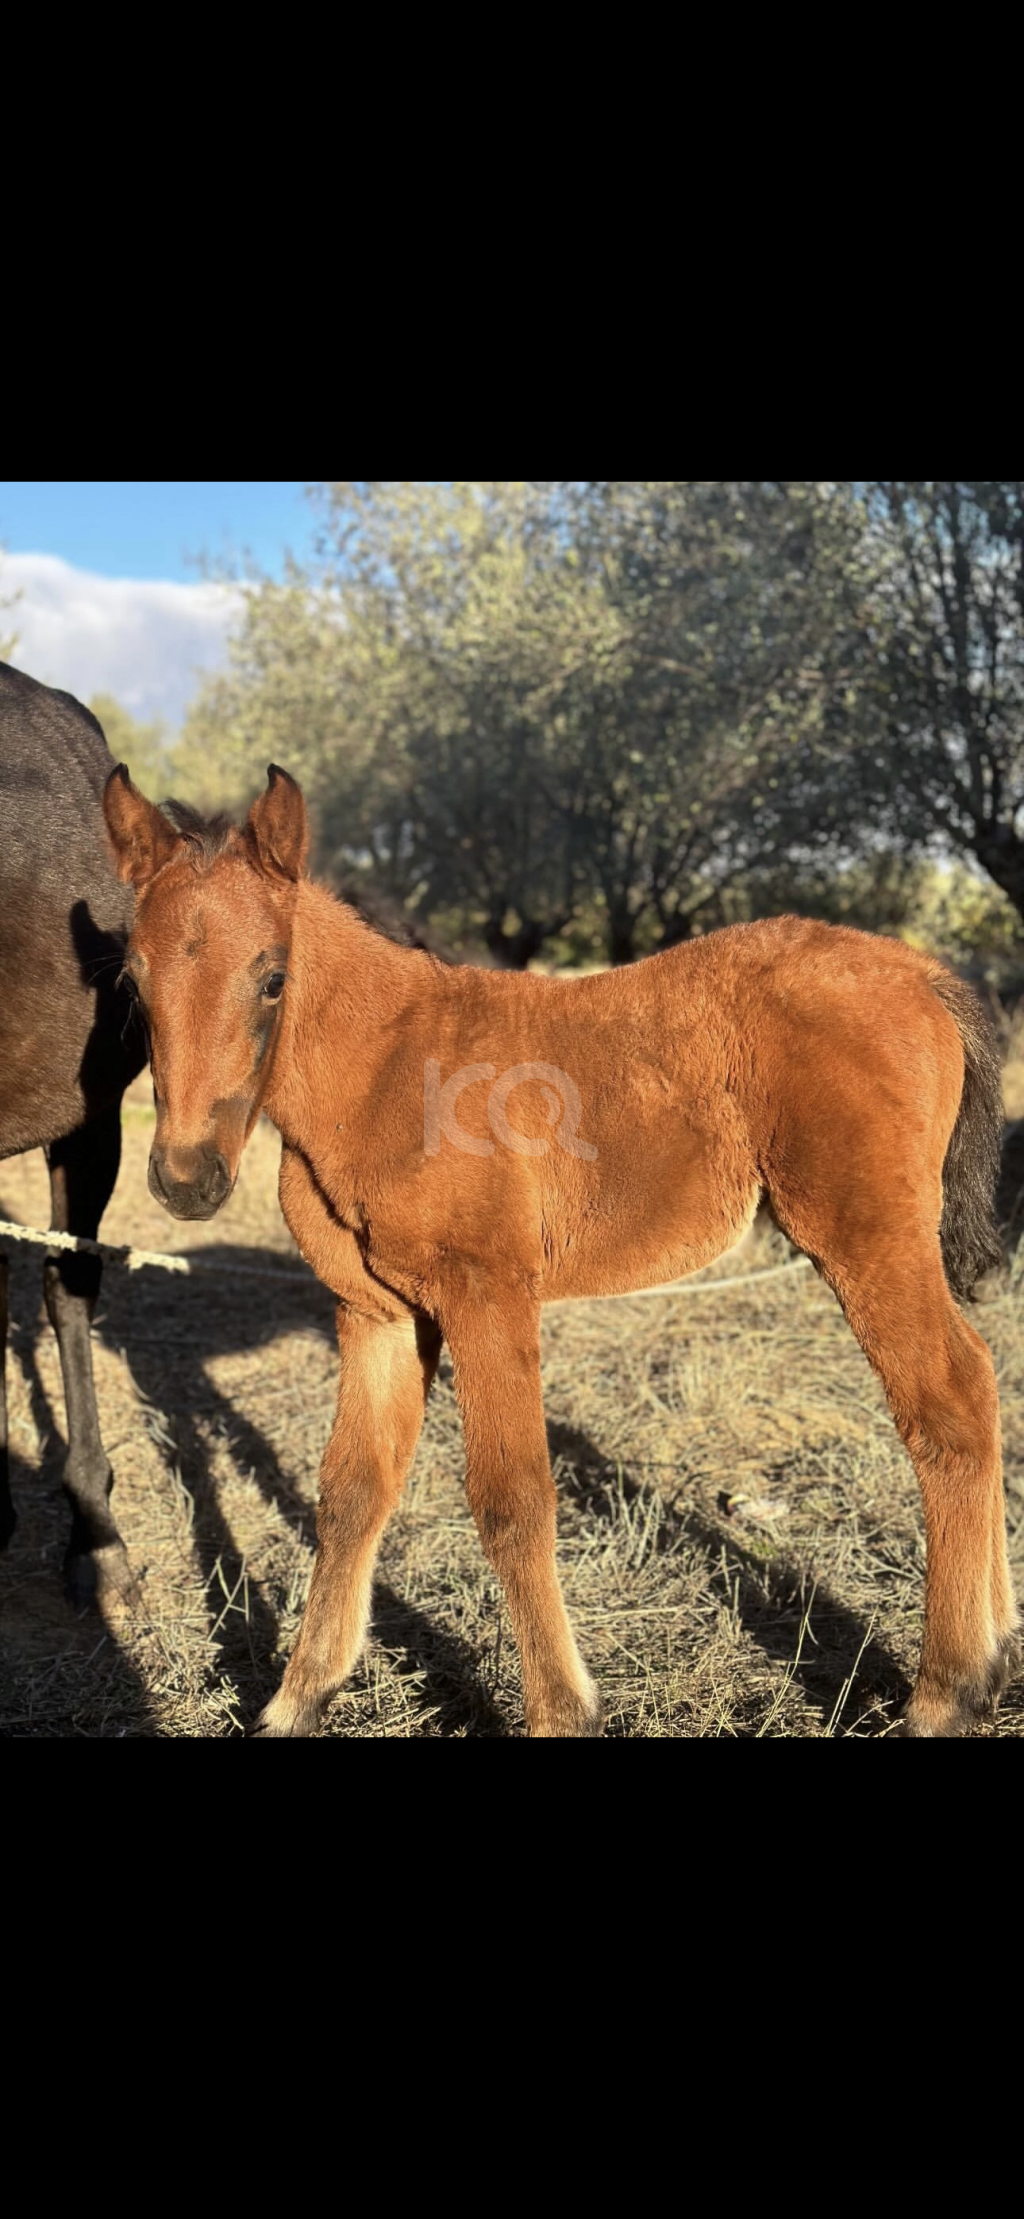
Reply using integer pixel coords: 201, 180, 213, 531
44, 1106, 135, 1606
0, 1254, 13, 1549
444, 1289, 602, 1737
256, 1304, 441, 1736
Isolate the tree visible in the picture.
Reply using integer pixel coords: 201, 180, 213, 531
809, 484, 1024, 923
542, 482, 877, 958
88, 695, 173, 798
176, 483, 886, 964
178, 485, 620, 960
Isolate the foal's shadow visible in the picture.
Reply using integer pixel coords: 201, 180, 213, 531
96, 1253, 509, 1734
370, 1581, 507, 1737
546, 1418, 910, 1735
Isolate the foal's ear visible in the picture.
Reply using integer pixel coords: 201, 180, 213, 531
102, 765, 182, 889
246, 764, 309, 883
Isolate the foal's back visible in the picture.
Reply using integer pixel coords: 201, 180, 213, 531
0, 663, 143, 1155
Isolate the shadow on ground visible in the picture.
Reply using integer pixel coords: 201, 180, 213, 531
0, 1327, 158, 1735
1, 1239, 337, 1734
5, 1215, 980, 1737
547, 1417, 910, 1736
370, 1580, 508, 1737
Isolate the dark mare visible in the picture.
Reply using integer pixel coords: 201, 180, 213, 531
0, 664, 145, 1602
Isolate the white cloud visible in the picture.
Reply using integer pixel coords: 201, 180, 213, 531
0, 552, 242, 726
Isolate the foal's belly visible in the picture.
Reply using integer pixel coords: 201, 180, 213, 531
537, 1103, 761, 1302
541, 1192, 761, 1301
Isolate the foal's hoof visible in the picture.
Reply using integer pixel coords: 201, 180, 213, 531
65, 1542, 141, 1614
250, 1688, 319, 1738
891, 1712, 955, 1739
895, 1639, 1021, 1737
530, 1686, 606, 1738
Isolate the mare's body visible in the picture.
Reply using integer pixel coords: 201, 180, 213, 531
0, 664, 144, 1598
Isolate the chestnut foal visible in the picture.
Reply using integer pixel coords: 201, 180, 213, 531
103, 764, 1019, 1738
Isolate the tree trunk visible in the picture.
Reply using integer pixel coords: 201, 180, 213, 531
655, 910, 697, 951
974, 827, 1024, 925
606, 918, 636, 965
483, 917, 555, 969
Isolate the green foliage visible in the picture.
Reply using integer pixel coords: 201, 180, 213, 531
88, 695, 173, 799
176, 482, 1024, 965
899, 862, 1024, 969
715, 852, 1024, 960
180, 483, 875, 963
789, 483, 1024, 916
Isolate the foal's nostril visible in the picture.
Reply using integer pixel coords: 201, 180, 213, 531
202, 1153, 231, 1208
148, 1145, 231, 1219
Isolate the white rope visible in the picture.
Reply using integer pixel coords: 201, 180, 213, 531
0, 1212, 814, 1299
564, 1256, 814, 1302
0, 1216, 313, 1284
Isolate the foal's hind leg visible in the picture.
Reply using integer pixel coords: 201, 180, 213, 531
987, 1462, 1020, 1705
0, 1254, 14, 1550
884, 1279, 1015, 1735
44, 1105, 136, 1608
803, 1230, 1014, 1735
256, 1306, 441, 1737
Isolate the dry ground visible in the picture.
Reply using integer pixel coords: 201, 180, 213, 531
3, 1068, 1024, 1738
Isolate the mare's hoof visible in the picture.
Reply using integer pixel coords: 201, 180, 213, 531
65, 1542, 141, 1613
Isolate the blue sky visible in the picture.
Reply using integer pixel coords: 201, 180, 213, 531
0, 480, 316, 580
0, 482, 322, 724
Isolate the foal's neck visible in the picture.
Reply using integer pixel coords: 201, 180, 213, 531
294, 880, 424, 1017
264, 879, 437, 1144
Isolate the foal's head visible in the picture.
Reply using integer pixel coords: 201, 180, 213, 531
103, 763, 308, 1220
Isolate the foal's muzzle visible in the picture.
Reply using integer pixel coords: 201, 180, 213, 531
149, 1143, 233, 1221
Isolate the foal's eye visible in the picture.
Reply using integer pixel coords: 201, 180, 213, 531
120, 971, 139, 1001
261, 972, 287, 1002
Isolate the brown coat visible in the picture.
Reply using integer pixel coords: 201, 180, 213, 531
103, 764, 1019, 1737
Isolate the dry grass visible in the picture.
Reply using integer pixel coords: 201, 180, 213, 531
3, 1070, 1024, 1738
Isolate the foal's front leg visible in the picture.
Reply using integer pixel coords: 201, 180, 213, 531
445, 1293, 603, 1737
256, 1305, 440, 1736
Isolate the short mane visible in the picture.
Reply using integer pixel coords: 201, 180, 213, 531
162, 799, 238, 864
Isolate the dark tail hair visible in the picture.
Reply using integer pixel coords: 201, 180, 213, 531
930, 970, 1005, 1298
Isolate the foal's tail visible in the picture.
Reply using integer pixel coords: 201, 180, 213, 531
930, 969, 1005, 1298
